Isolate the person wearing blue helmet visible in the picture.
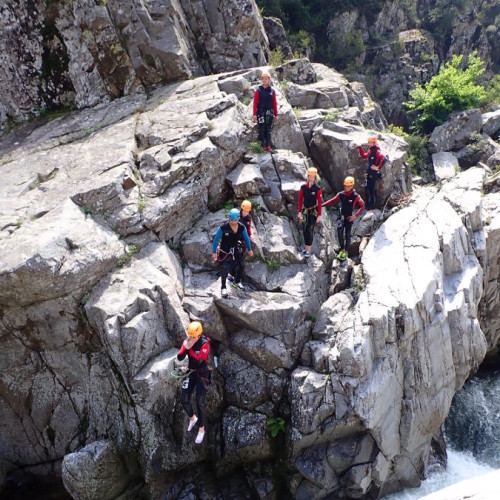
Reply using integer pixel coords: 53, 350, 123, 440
212, 208, 254, 297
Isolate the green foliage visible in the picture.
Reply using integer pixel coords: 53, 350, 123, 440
82, 204, 93, 215
266, 257, 281, 271
269, 47, 285, 67
240, 95, 252, 106
324, 109, 340, 122
289, 30, 314, 57
293, 106, 303, 118
138, 198, 146, 211
405, 52, 486, 134
406, 134, 430, 176
388, 124, 406, 136
248, 141, 263, 153
267, 417, 285, 438
117, 244, 139, 267
483, 74, 500, 107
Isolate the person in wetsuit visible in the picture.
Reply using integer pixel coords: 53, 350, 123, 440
298, 167, 322, 258
212, 208, 254, 297
322, 176, 365, 260
177, 321, 211, 445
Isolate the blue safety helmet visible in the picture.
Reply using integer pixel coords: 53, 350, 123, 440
229, 208, 240, 220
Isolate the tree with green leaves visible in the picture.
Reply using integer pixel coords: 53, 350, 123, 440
405, 52, 486, 134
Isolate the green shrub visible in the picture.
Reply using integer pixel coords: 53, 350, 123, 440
483, 74, 500, 107
138, 198, 146, 211
267, 417, 285, 438
324, 110, 340, 122
248, 141, 263, 153
405, 52, 486, 134
266, 257, 281, 271
406, 133, 430, 176
269, 48, 284, 67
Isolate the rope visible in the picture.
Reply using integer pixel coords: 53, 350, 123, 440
171, 367, 193, 380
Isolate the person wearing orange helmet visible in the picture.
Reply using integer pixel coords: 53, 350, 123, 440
297, 166, 322, 258
253, 71, 279, 153
227, 200, 254, 284
357, 135, 385, 210
322, 176, 365, 260
177, 321, 211, 445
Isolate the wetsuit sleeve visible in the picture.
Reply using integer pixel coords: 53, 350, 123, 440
376, 151, 385, 169
322, 193, 340, 208
242, 227, 252, 251
273, 91, 278, 117
253, 89, 259, 116
317, 188, 323, 215
354, 195, 365, 217
212, 227, 222, 253
358, 146, 368, 159
298, 186, 304, 212
189, 341, 210, 362
177, 343, 187, 361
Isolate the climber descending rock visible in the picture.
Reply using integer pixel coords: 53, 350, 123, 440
357, 135, 386, 210
176, 321, 212, 445
228, 200, 254, 284
322, 176, 365, 260
297, 167, 322, 258
212, 208, 254, 298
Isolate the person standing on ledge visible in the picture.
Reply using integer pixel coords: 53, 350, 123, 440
253, 71, 278, 153
322, 176, 365, 260
298, 167, 322, 258
177, 321, 211, 445
357, 135, 385, 210
212, 208, 253, 297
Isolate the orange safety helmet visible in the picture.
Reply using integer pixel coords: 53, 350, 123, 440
307, 167, 318, 177
241, 200, 252, 211
261, 71, 271, 79
187, 321, 203, 338
368, 136, 378, 145
344, 176, 355, 188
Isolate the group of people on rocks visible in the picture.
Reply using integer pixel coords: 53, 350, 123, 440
177, 71, 387, 445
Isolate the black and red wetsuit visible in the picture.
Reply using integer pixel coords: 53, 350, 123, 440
177, 335, 210, 427
239, 210, 252, 239
253, 85, 278, 149
298, 182, 322, 246
323, 189, 365, 251
359, 145, 385, 209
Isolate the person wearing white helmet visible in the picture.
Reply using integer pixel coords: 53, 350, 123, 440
253, 71, 279, 152
212, 208, 254, 297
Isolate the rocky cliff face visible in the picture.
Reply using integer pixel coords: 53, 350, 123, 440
1, 51, 500, 499
0, 0, 269, 131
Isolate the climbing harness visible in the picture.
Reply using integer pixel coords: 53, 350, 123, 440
171, 367, 193, 380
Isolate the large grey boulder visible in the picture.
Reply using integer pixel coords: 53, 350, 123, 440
310, 121, 408, 203
0, 199, 122, 308
62, 440, 137, 500
482, 109, 500, 139
0, 0, 271, 129
432, 152, 459, 181
85, 243, 188, 382
429, 109, 483, 153
263, 17, 293, 59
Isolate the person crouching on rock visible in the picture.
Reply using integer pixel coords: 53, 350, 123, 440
253, 71, 278, 153
322, 176, 365, 261
298, 167, 322, 258
177, 321, 211, 445
357, 135, 385, 210
212, 208, 254, 298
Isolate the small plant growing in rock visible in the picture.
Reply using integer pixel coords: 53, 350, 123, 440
279, 79, 289, 95
324, 110, 340, 122
248, 141, 263, 153
240, 96, 252, 106
266, 257, 281, 271
269, 48, 284, 67
293, 107, 303, 118
267, 417, 285, 438
82, 204, 93, 215
117, 244, 139, 267
138, 198, 146, 211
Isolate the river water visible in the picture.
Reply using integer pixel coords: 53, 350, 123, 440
385, 370, 500, 499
